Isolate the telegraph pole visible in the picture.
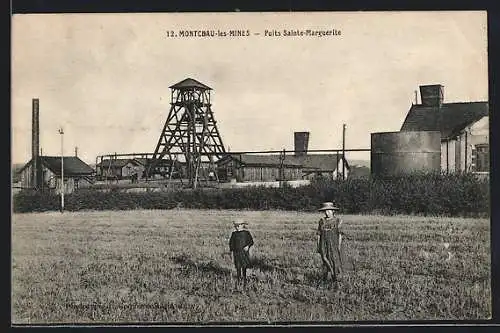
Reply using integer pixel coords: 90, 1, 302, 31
59, 128, 65, 213
279, 148, 285, 185
342, 124, 346, 180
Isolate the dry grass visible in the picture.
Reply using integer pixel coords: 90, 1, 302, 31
11, 209, 491, 323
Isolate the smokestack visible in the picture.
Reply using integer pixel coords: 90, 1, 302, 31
32, 98, 40, 189
75, 147, 78, 157
294, 131, 310, 157
419, 84, 444, 107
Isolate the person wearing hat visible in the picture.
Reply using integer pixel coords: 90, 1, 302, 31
316, 202, 344, 286
229, 219, 254, 290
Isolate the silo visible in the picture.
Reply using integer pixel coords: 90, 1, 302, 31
371, 131, 441, 177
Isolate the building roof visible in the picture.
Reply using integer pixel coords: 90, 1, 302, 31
169, 78, 212, 90
219, 154, 303, 167
19, 156, 94, 176
132, 158, 148, 166
96, 158, 140, 168
400, 102, 488, 139
133, 158, 182, 167
42, 156, 94, 175
218, 154, 349, 171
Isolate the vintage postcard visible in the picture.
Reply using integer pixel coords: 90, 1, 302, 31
11, 11, 490, 324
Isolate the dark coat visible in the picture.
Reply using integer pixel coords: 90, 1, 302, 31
229, 230, 254, 269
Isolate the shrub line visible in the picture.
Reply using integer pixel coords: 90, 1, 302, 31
13, 173, 489, 217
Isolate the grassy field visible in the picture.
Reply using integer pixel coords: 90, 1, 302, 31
11, 209, 491, 323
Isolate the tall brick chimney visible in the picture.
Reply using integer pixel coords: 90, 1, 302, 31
31, 98, 40, 189
294, 132, 310, 157
419, 84, 444, 107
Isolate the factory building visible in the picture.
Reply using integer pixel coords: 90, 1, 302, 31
400, 84, 489, 173
18, 156, 94, 193
17, 98, 94, 193
135, 158, 184, 179
95, 157, 183, 181
96, 158, 145, 180
216, 154, 303, 182
216, 132, 350, 182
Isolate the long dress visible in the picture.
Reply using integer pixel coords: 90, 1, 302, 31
317, 217, 343, 279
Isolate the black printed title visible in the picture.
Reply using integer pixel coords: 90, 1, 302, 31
165, 29, 341, 38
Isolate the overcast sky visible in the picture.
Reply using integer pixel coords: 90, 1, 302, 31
11, 11, 488, 165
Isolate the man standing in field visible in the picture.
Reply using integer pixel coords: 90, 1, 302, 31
316, 202, 344, 288
229, 219, 254, 290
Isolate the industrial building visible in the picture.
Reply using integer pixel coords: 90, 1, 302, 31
216, 132, 350, 182
89, 79, 353, 187
19, 156, 94, 193
216, 153, 349, 182
371, 84, 489, 178
94, 156, 184, 181
216, 154, 302, 182
17, 98, 94, 193
135, 158, 184, 179
96, 158, 144, 180
400, 84, 489, 173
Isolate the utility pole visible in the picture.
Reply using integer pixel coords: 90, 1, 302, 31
342, 124, 346, 181
336, 151, 340, 180
58, 128, 65, 213
279, 148, 285, 187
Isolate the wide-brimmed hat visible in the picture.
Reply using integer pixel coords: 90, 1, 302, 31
318, 202, 340, 211
232, 219, 248, 226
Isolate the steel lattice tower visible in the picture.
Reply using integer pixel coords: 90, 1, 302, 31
146, 78, 226, 187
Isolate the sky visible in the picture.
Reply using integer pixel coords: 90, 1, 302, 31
11, 11, 488, 165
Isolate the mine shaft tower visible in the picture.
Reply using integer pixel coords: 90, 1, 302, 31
146, 78, 226, 187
